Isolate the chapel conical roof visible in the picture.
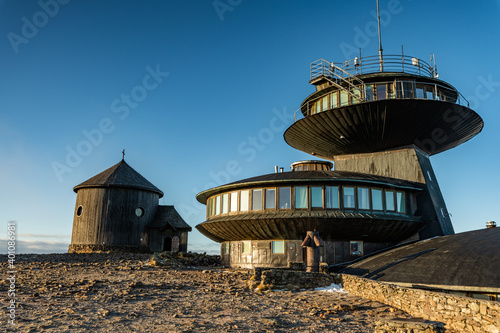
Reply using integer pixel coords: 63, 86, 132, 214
73, 160, 164, 198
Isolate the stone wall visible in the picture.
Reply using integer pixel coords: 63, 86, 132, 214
68, 244, 151, 253
250, 267, 333, 291
375, 318, 444, 333
338, 274, 500, 333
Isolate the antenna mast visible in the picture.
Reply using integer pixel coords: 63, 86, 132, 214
377, 0, 383, 72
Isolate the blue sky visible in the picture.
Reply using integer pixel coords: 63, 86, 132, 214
1, 0, 499, 254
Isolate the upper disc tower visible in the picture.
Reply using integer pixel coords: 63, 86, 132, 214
284, 55, 484, 159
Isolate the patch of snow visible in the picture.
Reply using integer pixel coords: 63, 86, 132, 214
315, 283, 348, 293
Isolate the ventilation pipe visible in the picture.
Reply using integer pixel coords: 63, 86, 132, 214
486, 221, 497, 229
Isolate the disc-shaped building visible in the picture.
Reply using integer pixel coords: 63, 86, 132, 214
196, 54, 483, 268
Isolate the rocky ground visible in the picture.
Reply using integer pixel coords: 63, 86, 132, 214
1, 252, 415, 332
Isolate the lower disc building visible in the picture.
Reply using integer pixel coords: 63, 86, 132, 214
197, 159, 437, 268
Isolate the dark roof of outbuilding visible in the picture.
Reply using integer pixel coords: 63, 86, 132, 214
148, 205, 192, 231
73, 160, 164, 198
340, 227, 500, 291
196, 170, 424, 203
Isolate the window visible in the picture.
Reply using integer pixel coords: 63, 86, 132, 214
396, 191, 405, 213
326, 186, 339, 209
376, 84, 387, 100
396, 81, 403, 98
350, 241, 363, 256
402, 81, 414, 98
272, 240, 285, 254
211, 198, 216, 216
295, 186, 308, 209
311, 187, 323, 208
371, 189, 383, 211
222, 193, 229, 214
365, 84, 374, 100
340, 91, 349, 106
224, 242, 230, 254
135, 207, 144, 217
240, 190, 249, 211
321, 95, 328, 112
230, 192, 238, 212
330, 91, 338, 108
438, 90, 447, 101
386, 190, 395, 211
242, 241, 251, 253
265, 188, 276, 209
311, 101, 319, 114
471, 293, 494, 301
425, 85, 434, 100
252, 189, 262, 210
279, 187, 291, 209
351, 87, 362, 104
76, 206, 83, 216
358, 187, 370, 210
215, 196, 221, 215
416, 84, 425, 98
343, 187, 355, 209
207, 198, 212, 216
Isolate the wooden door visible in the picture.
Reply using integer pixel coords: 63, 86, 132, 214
171, 236, 180, 252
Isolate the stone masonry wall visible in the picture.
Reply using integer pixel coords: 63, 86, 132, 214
68, 244, 150, 253
250, 268, 333, 291
338, 274, 500, 333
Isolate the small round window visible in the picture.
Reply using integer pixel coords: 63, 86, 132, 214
135, 207, 144, 217
76, 206, 83, 216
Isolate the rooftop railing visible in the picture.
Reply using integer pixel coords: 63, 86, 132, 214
311, 55, 438, 82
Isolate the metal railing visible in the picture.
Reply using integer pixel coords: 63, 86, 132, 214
312, 59, 366, 103
311, 55, 437, 82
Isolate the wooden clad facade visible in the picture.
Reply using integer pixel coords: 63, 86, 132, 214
71, 187, 159, 248
219, 239, 396, 268
334, 146, 455, 237
69, 160, 191, 253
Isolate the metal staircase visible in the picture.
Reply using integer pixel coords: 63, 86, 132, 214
310, 59, 365, 103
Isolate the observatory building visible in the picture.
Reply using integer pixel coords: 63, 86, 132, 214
195, 53, 483, 269
69, 158, 191, 253
196, 55, 483, 268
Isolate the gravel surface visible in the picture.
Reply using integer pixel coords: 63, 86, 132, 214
1, 253, 413, 332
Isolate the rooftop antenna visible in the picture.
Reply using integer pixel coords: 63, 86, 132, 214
122, 149, 125, 161
377, 0, 383, 72
431, 54, 439, 78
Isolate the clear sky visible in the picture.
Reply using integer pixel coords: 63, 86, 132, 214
1, 0, 499, 254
